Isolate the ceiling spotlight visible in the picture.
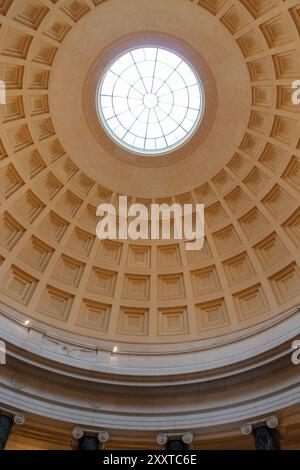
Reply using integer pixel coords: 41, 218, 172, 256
24, 320, 31, 327
112, 346, 118, 353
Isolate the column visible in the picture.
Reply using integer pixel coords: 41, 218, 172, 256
166, 439, 188, 452
252, 426, 280, 450
241, 415, 281, 450
0, 412, 25, 450
0, 415, 13, 450
157, 432, 193, 451
72, 427, 110, 450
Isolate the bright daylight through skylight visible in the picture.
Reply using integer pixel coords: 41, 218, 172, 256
97, 47, 205, 155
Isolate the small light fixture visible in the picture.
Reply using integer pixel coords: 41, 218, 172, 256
24, 320, 31, 327
112, 346, 118, 353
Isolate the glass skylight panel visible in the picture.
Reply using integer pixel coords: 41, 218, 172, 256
97, 47, 205, 155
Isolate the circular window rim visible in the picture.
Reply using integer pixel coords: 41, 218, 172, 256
96, 45, 206, 157
84, 33, 217, 168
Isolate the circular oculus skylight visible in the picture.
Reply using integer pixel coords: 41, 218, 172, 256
97, 47, 205, 155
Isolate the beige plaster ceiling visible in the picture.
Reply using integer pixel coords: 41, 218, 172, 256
49, 0, 250, 195
0, 0, 299, 350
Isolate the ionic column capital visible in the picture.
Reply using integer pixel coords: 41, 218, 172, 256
241, 415, 279, 435
156, 431, 194, 446
72, 427, 110, 442
0, 408, 25, 426
72, 427, 110, 450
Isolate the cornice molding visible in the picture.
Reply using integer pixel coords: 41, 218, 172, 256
3, 349, 294, 397
0, 302, 299, 378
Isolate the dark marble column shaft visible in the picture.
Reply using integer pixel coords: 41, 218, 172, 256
252, 426, 281, 450
78, 435, 99, 450
166, 439, 188, 452
0, 414, 13, 450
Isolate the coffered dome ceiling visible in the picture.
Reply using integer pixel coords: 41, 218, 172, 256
0, 0, 300, 359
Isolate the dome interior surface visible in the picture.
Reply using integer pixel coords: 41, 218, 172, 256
0, 0, 299, 355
